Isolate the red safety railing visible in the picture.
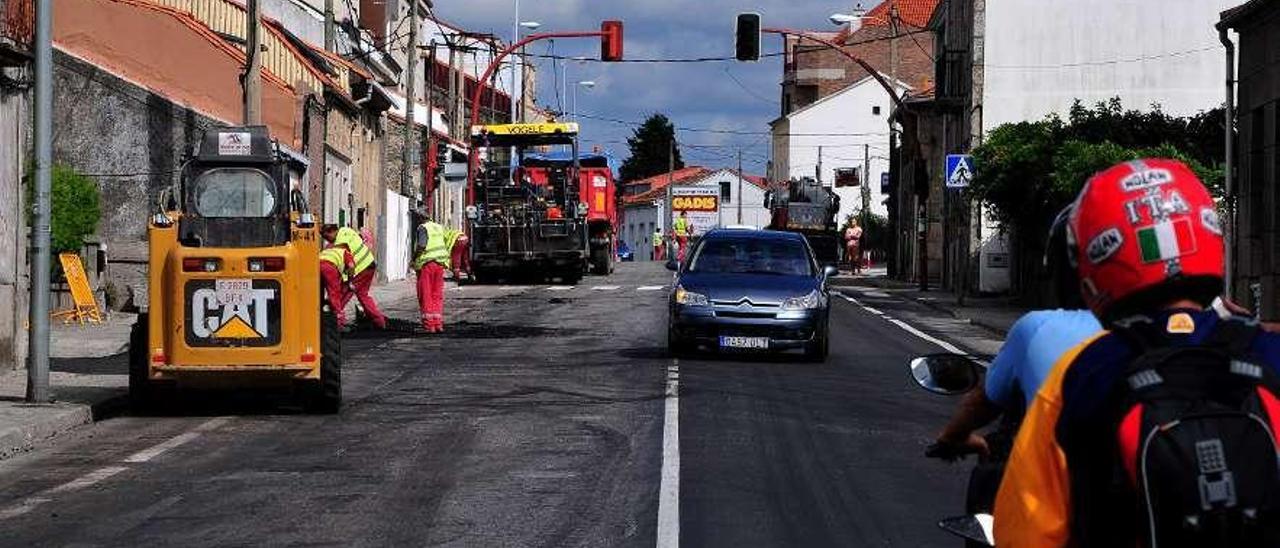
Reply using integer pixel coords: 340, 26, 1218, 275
1, 0, 33, 48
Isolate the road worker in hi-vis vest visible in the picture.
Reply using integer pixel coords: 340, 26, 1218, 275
413, 220, 461, 333
321, 224, 387, 330
318, 246, 353, 326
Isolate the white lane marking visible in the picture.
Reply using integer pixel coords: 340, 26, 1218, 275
47, 466, 129, 494
834, 295, 875, 312
124, 417, 230, 463
0, 417, 233, 521
0, 496, 50, 519
637, 286, 665, 291
657, 360, 680, 548
836, 292, 965, 354
546, 285, 575, 291
888, 318, 967, 354
592, 285, 621, 291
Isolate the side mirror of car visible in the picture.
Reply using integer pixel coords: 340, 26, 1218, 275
909, 353, 984, 395
822, 265, 839, 278
665, 258, 678, 271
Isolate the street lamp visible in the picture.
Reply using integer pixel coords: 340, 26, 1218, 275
572, 80, 595, 121
512, 20, 541, 122
561, 56, 589, 118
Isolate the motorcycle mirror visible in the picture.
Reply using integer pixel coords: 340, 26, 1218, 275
909, 353, 982, 395
937, 514, 994, 546
822, 265, 839, 278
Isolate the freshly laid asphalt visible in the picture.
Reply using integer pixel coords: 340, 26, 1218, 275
0, 262, 992, 547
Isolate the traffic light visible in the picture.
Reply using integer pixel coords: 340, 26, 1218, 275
735, 13, 761, 62
601, 20, 623, 62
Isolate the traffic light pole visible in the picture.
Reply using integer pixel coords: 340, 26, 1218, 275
761, 27, 906, 112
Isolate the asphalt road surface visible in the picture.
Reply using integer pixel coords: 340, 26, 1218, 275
0, 262, 995, 547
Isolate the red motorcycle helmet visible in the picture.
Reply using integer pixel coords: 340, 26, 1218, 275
1069, 159, 1224, 322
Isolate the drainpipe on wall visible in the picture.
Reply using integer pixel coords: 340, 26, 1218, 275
1219, 25, 1236, 300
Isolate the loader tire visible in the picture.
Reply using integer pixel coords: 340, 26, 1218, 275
304, 309, 342, 414
128, 314, 169, 414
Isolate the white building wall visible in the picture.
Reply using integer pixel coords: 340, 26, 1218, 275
622, 205, 661, 261
782, 77, 906, 225
983, 0, 1234, 130
620, 171, 770, 261
693, 170, 771, 229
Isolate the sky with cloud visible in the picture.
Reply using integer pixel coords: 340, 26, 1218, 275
442, 0, 862, 176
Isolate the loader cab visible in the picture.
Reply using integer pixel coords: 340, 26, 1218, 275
169, 126, 307, 248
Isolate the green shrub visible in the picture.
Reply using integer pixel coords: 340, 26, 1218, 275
26, 164, 101, 253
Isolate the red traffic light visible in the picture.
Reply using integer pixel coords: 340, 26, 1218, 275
601, 20, 623, 62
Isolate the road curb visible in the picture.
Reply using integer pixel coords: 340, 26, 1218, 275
0, 392, 129, 461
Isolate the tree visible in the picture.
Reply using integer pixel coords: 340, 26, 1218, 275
968, 99, 1228, 302
620, 113, 684, 183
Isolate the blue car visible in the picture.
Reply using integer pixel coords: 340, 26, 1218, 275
666, 228, 836, 361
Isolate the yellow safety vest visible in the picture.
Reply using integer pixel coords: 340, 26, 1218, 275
653, 231, 663, 245
412, 222, 453, 270
335, 226, 374, 276
673, 217, 689, 235
319, 247, 348, 281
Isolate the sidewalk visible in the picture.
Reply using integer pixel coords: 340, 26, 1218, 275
0, 313, 134, 460
0, 277, 421, 460
832, 272, 1028, 336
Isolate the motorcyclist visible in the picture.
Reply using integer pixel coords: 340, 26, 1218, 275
932, 206, 1103, 457
994, 159, 1280, 546
929, 205, 1103, 525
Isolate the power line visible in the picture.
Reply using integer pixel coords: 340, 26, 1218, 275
522, 51, 788, 64
575, 111, 890, 137
985, 45, 1219, 70
721, 66, 775, 104
904, 25, 934, 63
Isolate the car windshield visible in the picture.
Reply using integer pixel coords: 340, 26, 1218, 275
191, 168, 277, 218
688, 237, 812, 276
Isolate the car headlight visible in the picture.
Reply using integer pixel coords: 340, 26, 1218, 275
782, 290, 823, 310
675, 285, 709, 306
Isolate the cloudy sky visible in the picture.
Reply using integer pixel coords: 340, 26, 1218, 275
443, 0, 860, 175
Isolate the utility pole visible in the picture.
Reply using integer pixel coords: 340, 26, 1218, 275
401, 1, 419, 197
26, 0, 52, 403
425, 42, 437, 214
816, 145, 823, 185
323, 0, 335, 52
511, 0, 520, 122
736, 149, 743, 224
244, 0, 263, 125
862, 143, 871, 225
889, 1, 899, 96
665, 139, 675, 260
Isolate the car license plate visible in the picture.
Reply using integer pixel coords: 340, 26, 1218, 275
214, 279, 253, 306
720, 336, 769, 349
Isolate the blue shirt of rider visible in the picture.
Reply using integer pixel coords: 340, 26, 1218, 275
984, 309, 1103, 409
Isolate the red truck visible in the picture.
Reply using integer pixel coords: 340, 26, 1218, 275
523, 152, 617, 275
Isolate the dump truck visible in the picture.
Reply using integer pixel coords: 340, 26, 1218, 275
130, 126, 340, 413
522, 151, 618, 275
765, 177, 842, 266
466, 123, 590, 283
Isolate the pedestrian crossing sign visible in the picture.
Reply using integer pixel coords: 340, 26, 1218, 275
945, 154, 974, 189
